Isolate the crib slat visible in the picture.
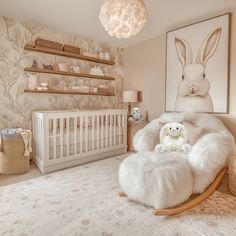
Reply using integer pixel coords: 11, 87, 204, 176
45, 118, 50, 162
109, 115, 112, 147
101, 115, 104, 149
118, 114, 121, 146
53, 118, 57, 159
96, 115, 99, 150
105, 114, 108, 149
123, 113, 127, 146
92, 115, 95, 151
60, 118, 63, 158
74, 117, 77, 155
85, 116, 88, 152
66, 117, 69, 156
113, 114, 117, 146
80, 116, 83, 153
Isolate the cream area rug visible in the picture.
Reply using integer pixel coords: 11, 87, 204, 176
0, 154, 236, 236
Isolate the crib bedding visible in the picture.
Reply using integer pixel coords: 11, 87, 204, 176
49, 137, 124, 159
49, 126, 123, 146
48, 126, 124, 159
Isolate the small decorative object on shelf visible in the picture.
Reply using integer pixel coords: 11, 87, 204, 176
70, 65, 80, 73
37, 87, 48, 91
37, 82, 48, 90
57, 63, 68, 72
35, 38, 63, 50
42, 64, 53, 70
104, 52, 110, 60
71, 85, 90, 93
90, 66, 104, 76
32, 59, 38, 68
98, 52, 110, 61
71, 86, 80, 90
63, 44, 80, 54
90, 87, 98, 93
78, 85, 90, 93
98, 84, 108, 93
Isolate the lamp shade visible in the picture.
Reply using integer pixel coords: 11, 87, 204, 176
123, 90, 138, 103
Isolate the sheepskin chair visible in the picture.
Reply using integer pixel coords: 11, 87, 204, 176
119, 112, 235, 210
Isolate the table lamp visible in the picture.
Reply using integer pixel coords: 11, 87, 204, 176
123, 90, 138, 117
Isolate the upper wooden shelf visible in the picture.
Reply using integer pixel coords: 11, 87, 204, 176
24, 44, 115, 65
24, 89, 114, 96
24, 67, 115, 81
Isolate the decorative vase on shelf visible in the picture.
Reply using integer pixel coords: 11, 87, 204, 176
27, 74, 37, 90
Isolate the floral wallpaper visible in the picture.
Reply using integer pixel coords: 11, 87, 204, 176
0, 16, 124, 130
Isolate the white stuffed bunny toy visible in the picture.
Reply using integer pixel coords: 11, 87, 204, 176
155, 122, 191, 154
174, 28, 222, 112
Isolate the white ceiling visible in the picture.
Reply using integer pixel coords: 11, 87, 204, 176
0, 0, 235, 48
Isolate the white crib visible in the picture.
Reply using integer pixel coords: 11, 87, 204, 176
32, 109, 127, 173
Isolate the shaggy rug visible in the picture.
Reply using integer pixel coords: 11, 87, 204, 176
0, 154, 236, 236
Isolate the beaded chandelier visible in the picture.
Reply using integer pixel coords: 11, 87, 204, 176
99, 0, 148, 39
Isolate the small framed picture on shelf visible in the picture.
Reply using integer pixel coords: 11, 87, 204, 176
57, 63, 68, 72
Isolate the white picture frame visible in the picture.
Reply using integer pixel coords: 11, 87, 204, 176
165, 13, 230, 113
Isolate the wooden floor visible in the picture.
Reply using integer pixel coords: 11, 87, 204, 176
0, 161, 233, 197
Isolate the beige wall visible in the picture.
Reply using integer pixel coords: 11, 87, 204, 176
124, 35, 166, 121
124, 8, 236, 140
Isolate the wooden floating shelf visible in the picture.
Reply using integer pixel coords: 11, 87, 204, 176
24, 89, 114, 96
24, 67, 115, 81
24, 44, 115, 65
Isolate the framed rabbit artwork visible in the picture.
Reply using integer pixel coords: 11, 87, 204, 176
165, 13, 230, 113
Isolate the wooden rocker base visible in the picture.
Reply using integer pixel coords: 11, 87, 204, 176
119, 167, 227, 216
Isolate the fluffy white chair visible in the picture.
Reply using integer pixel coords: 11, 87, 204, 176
119, 112, 235, 210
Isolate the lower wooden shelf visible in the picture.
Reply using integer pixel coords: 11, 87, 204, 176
24, 67, 115, 81
24, 89, 114, 96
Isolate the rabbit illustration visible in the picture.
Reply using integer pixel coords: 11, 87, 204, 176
174, 28, 222, 112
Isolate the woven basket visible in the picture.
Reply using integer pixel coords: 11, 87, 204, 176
0, 133, 29, 174
63, 44, 80, 54
35, 38, 63, 50
228, 155, 236, 196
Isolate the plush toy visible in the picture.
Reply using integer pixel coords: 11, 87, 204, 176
154, 122, 191, 153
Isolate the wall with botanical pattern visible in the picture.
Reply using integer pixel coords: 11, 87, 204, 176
0, 16, 124, 130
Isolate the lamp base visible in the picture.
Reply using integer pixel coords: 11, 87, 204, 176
128, 102, 132, 117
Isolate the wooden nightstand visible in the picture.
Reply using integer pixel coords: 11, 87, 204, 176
127, 121, 147, 151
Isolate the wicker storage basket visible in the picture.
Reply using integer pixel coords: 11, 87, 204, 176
228, 155, 236, 196
35, 38, 63, 50
63, 44, 80, 54
0, 133, 29, 174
